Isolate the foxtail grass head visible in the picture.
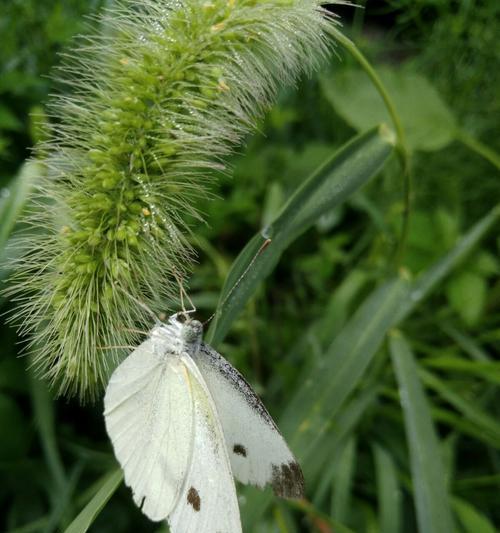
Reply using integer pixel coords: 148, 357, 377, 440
7, 0, 340, 400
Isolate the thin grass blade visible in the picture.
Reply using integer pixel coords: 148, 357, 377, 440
373, 444, 402, 533
389, 332, 454, 533
331, 436, 357, 522
420, 369, 500, 446
208, 126, 395, 345
282, 277, 409, 453
452, 497, 497, 533
64, 469, 123, 533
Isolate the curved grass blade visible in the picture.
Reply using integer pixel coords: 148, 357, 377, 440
208, 125, 396, 345
420, 369, 500, 446
331, 436, 357, 522
396, 205, 500, 323
0, 161, 40, 251
373, 444, 402, 533
311, 385, 380, 504
452, 497, 496, 533
440, 324, 490, 362
389, 332, 454, 533
64, 469, 123, 533
0, 161, 41, 285
30, 373, 66, 493
44, 463, 83, 533
281, 277, 409, 450
422, 358, 500, 383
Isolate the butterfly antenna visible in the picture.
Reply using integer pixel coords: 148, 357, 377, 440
114, 283, 160, 325
172, 269, 196, 317
203, 238, 272, 326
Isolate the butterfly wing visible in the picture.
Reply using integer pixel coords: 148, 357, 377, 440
167, 354, 242, 533
104, 338, 194, 521
193, 343, 304, 499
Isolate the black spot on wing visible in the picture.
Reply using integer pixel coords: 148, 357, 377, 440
271, 461, 305, 499
187, 487, 201, 511
233, 444, 247, 457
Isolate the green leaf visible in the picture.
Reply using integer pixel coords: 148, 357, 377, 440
312, 386, 380, 504
30, 374, 66, 491
446, 271, 487, 327
389, 333, 454, 533
0, 160, 40, 251
207, 126, 395, 345
419, 369, 500, 446
242, 277, 405, 529
429, 407, 500, 450
0, 160, 41, 286
452, 497, 497, 533
373, 444, 401, 533
396, 205, 500, 323
6, 517, 50, 533
331, 437, 356, 522
422, 357, 500, 384
440, 324, 490, 362
64, 469, 123, 533
281, 278, 408, 455
321, 67, 457, 152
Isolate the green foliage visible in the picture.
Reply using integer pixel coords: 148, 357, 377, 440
321, 67, 457, 152
390, 332, 455, 533
1, 1, 500, 532
208, 125, 395, 345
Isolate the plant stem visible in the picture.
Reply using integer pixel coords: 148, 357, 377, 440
333, 30, 412, 269
456, 130, 500, 171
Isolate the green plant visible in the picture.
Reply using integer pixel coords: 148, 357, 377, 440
1, 1, 500, 532
6, 0, 339, 400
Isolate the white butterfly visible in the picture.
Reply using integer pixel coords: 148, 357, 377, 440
103, 312, 304, 532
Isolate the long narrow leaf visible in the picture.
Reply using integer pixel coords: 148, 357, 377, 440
373, 444, 402, 533
452, 497, 497, 533
420, 369, 500, 446
331, 437, 356, 522
208, 126, 395, 345
64, 469, 123, 533
30, 374, 66, 492
0, 161, 40, 252
396, 205, 500, 323
0, 161, 41, 286
311, 385, 380, 502
282, 278, 408, 453
390, 332, 454, 533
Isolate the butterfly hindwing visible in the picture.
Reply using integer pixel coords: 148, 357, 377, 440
168, 354, 242, 533
104, 338, 194, 521
193, 342, 304, 499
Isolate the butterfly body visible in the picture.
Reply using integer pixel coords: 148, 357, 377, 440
104, 313, 303, 532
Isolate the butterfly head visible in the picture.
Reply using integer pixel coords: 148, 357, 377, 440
181, 318, 203, 344
168, 312, 203, 355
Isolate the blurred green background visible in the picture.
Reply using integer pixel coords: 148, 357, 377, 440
1, 1, 499, 532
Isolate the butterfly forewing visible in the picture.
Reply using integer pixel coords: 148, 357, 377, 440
104, 338, 194, 521
168, 354, 242, 533
193, 342, 304, 499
